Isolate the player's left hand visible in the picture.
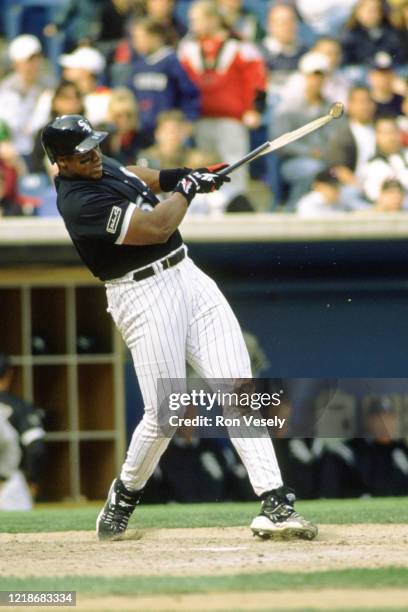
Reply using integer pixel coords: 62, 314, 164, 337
174, 170, 230, 204
191, 170, 230, 193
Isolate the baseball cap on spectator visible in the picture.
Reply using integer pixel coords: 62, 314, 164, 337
299, 51, 330, 74
314, 168, 340, 185
369, 51, 394, 71
9, 34, 41, 62
59, 47, 106, 75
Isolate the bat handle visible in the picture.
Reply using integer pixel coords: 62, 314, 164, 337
217, 141, 271, 176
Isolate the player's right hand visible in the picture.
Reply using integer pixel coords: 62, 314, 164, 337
174, 170, 230, 205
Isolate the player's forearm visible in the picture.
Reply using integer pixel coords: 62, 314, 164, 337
126, 165, 193, 194
122, 192, 188, 245
126, 166, 161, 192
154, 192, 189, 237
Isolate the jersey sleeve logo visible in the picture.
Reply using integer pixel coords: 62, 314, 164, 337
106, 206, 122, 234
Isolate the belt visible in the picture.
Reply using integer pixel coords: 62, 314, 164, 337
132, 248, 185, 281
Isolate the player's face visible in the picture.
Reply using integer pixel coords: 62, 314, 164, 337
58, 146, 103, 180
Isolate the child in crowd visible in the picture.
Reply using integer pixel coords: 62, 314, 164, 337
374, 179, 405, 212
297, 168, 367, 216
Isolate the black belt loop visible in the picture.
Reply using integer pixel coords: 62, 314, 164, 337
132, 247, 185, 282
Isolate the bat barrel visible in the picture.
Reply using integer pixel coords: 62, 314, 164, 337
329, 102, 344, 119
217, 102, 344, 177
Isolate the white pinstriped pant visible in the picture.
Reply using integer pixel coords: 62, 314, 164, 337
105, 247, 282, 496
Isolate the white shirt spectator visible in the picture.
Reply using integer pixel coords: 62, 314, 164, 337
349, 121, 376, 180
297, 186, 368, 217
30, 46, 111, 133
361, 149, 408, 205
0, 35, 54, 155
297, 191, 348, 216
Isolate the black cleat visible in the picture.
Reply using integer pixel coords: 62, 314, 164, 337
96, 478, 143, 541
251, 486, 318, 540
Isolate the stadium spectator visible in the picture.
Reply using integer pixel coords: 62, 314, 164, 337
296, 168, 367, 217
144, 0, 187, 46
327, 86, 376, 187
280, 37, 350, 109
0, 354, 46, 509
30, 47, 109, 137
261, 3, 309, 95
0, 35, 54, 160
389, 0, 408, 60
138, 109, 193, 169
340, 0, 403, 67
368, 52, 405, 119
373, 178, 405, 212
59, 47, 110, 126
218, 0, 264, 41
0, 119, 34, 215
361, 116, 408, 206
295, 0, 356, 37
0, 167, 22, 217
275, 51, 331, 208
320, 397, 408, 498
399, 93, 408, 147
31, 81, 85, 174
179, 0, 266, 196
122, 18, 200, 147
312, 37, 350, 104
0, 119, 27, 184
98, 0, 145, 49
98, 87, 149, 166
43, 0, 102, 52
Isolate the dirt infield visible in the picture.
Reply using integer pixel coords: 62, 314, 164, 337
1, 524, 407, 578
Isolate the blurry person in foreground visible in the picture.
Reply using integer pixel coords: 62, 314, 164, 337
0, 355, 46, 509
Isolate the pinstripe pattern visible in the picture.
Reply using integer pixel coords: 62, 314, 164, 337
105, 251, 282, 495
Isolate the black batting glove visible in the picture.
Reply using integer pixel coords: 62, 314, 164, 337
174, 170, 230, 205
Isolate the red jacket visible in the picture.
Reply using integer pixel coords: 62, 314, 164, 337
178, 35, 266, 120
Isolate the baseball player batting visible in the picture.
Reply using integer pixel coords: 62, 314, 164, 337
41, 115, 317, 541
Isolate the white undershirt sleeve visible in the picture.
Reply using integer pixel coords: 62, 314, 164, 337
115, 202, 137, 245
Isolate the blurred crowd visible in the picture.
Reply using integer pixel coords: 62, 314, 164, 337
0, 0, 407, 217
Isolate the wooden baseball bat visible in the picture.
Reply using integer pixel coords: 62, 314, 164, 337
218, 102, 344, 177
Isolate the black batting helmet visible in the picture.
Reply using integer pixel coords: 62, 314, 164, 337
41, 114, 108, 163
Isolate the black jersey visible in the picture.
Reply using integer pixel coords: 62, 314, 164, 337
55, 155, 183, 281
